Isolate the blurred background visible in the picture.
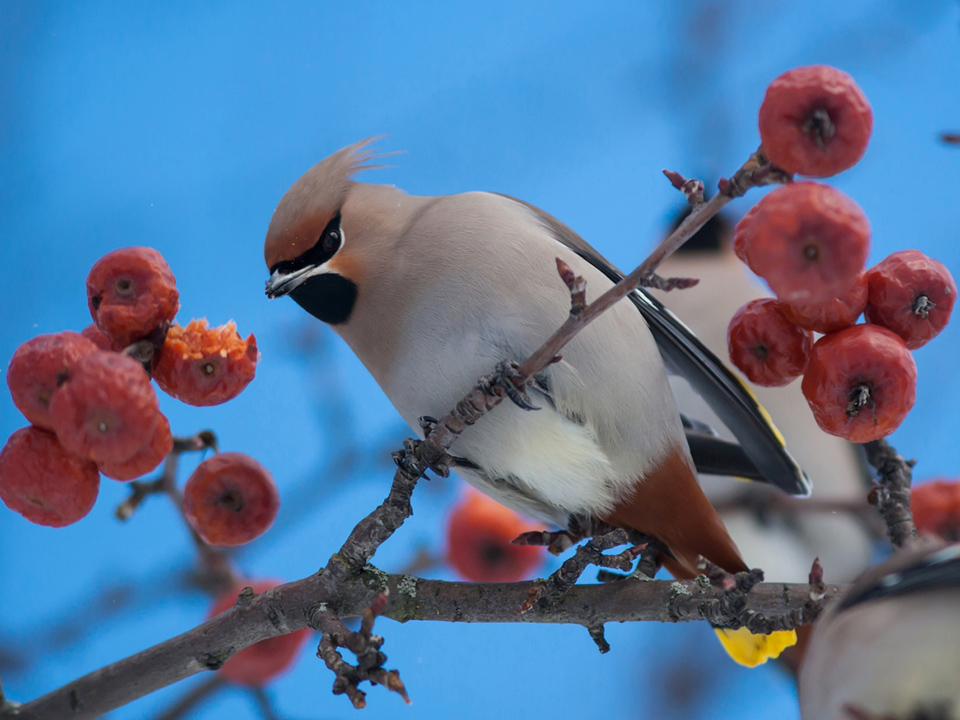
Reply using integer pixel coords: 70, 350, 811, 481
2, 1, 959, 718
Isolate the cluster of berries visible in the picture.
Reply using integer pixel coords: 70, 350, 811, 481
1, 247, 269, 543
726, 66, 955, 443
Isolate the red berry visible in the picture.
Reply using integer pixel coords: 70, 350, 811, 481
781, 271, 869, 333
446, 490, 545, 582
207, 579, 310, 686
911, 479, 960, 541
6, 331, 99, 429
0, 427, 100, 527
153, 319, 259, 406
183, 452, 278, 547
86, 246, 179, 347
80, 323, 121, 352
864, 250, 956, 350
801, 324, 916, 443
734, 182, 870, 304
97, 413, 173, 481
727, 299, 812, 387
733, 204, 761, 270
759, 65, 873, 177
49, 351, 161, 464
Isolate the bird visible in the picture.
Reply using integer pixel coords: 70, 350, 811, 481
649, 212, 876, 586
263, 138, 808, 665
799, 541, 960, 720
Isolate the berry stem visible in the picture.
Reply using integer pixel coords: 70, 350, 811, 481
803, 108, 836, 148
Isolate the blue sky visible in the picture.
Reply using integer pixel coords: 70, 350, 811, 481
2, 2, 959, 718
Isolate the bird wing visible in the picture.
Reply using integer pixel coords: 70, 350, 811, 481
496, 193, 811, 496
837, 544, 960, 612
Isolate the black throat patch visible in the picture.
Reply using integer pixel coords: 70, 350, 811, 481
290, 273, 358, 325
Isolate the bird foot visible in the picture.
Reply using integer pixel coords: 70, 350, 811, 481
479, 360, 539, 411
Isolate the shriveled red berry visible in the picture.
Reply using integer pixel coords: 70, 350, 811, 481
446, 490, 545, 582
80, 323, 121, 352
6, 331, 99, 429
207, 579, 310, 686
781, 271, 868, 333
49, 351, 161, 464
727, 299, 812, 387
733, 204, 761, 270
864, 250, 956, 350
0, 426, 100, 526
86, 246, 179, 347
183, 452, 278, 547
759, 65, 873, 177
911, 479, 960, 541
735, 182, 870, 303
153, 319, 259, 406
97, 413, 173, 481
801, 324, 916, 443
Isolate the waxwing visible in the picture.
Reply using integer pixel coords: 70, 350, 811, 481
264, 138, 810, 665
799, 542, 960, 720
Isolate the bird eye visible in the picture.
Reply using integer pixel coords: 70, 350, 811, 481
322, 229, 340, 253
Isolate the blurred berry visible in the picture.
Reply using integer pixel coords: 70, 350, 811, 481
865, 250, 956, 350
734, 182, 870, 304
7, 331, 99, 429
49, 351, 161, 464
0, 426, 100, 527
781, 272, 868, 334
183, 452, 278, 546
759, 65, 872, 177
153, 319, 259, 406
97, 413, 173, 481
207, 579, 310, 686
911, 480, 960, 541
801, 325, 916, 443
86, 246, 179, 347
446, 490, 545, 582
727, 299, 812, 387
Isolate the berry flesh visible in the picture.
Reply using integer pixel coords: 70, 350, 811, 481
759, 65, 873, 177
97, 413, 173, 481
801, 324, 916, 443
49, 351, 161, 464
446, 490, 545, 582
734, 182, 870, 304
781, 271, 868, 333
7, 331, 99, 429
911, 479, 960, 541
207, 579, 310, 686
153, 319, 259, 406
183, 452, 278, 547
727, 299, 812, 387
86, 246, 179, 347
864, 250, 956, 350
0, 426, 100, 527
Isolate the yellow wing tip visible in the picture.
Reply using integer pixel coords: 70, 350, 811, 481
713, 627, 797, 667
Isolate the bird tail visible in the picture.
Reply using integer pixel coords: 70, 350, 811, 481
601, 444, 796, 667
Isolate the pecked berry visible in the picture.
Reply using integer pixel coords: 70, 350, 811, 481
781, 271, 868, 334
49, 351, 161, 464
183, 452, 278, 547
446, 489, 545, 583
727, 299, 812, 387
735, 182, 870, 304
6, 331, 100, 430
153, 319, 259, 406
864, 250, 956, 350
911, 479, 960, 541
86, 246, 179, 347
801, 324, 916, 443
0, 426, 100, 527
97, 413, 173, 481
759, 65, 873, 177
207, 579, 310, 686
80, 323, 122, 352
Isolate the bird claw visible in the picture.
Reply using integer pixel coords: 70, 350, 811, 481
479, 360, 540, 411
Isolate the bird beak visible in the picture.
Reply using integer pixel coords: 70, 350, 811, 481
265, 265, 318, 299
